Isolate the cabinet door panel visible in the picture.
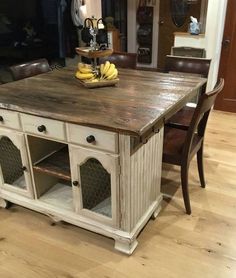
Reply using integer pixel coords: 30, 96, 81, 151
0, 129, 33, 197
70, 146, 119, 227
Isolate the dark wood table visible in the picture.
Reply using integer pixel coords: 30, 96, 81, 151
0, 67, 206, 139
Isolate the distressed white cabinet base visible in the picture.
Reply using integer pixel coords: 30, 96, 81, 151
115, 239, 138, 255
0, 197, 8, 208
0, 111, 164, 255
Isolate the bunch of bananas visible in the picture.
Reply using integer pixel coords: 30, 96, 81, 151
75, 63, 96, 81
100, 61, 118, 80
75, 61, 119, 83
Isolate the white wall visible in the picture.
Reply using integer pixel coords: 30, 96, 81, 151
174, 0, 228, 91
204, 0, 228, 90
85, 0, 102, 19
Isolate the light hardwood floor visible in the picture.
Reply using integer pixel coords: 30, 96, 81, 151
0, 110, 235, 278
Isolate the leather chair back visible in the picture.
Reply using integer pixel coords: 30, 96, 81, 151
165, 55, 211, 78
10, 58, 50, 81
100, 52, 137, 69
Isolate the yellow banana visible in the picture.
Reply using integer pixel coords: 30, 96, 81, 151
75, 71, 94, 80
106, 68, 118, 80
79, 67, 93, 74
78, 62, 92, 69
100, 63, 105, 77
104, 63, 116, 78
102, 61, 110, 75
78, 63, 93, 74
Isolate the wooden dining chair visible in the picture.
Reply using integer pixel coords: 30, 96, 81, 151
9, 58, 50, 81
165, 55, 211, 128
99, 51, 137, 69
162, 79, 224, 215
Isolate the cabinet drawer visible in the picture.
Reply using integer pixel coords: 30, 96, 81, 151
21, 114, 66, 141
0, 109, 21, 130
67, 124, 118, 153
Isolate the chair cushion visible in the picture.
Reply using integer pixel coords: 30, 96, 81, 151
163, 126, 202, 165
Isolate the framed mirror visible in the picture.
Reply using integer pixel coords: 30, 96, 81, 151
170, 0, 190, 27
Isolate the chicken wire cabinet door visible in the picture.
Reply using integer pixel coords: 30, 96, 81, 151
0, 129, 33, 197
70, 146, 120, 227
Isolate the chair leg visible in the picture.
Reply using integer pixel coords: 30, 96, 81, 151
197, 145, 206, 188
181, 164, 191, 215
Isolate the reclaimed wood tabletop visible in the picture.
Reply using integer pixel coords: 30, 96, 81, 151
0, 67, 206, 137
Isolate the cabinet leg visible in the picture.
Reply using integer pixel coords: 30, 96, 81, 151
0, 198, 11, 209
151, 205, 162, 220
114, 239, 138, 255
47, 214, 62, 224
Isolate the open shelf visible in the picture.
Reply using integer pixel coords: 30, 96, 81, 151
39, 182, 73, 211
33, 147, 71, 181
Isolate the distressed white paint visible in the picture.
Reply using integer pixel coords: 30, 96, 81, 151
0, 128, 33, 198
21, 114, 67, 142
119, 128, 163, 233
67, 123, 118, 153
0, 109, 21, 130
0, 111, 163, 255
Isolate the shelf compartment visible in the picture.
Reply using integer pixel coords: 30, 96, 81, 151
39, 182, 73, 211
33, 147, 71, 181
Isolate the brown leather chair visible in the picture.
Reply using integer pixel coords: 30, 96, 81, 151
163, 79, 224, 215
9, 58, 50, 81
165, 55, 211, 128
99, 52, 137, 69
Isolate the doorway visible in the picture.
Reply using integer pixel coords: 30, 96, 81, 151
214, 0, 236, 113
157, 0, 202, 70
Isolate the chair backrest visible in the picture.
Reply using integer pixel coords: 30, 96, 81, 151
99, 52, 137, 69
171, 47, 206, 58
165, 55, 211, 98
165, 55, 211, 78
183, 78, 224, 159
9, 58, 50, 81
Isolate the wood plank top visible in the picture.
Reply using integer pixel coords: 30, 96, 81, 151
0, 67, 206, 137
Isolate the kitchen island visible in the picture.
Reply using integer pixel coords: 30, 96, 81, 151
0, 68, 206, 254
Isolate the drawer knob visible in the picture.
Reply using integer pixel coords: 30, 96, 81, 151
86, 135, 95, 143
0, 116, 3, 122
37, 125, 46, 133
22, 166, 27, 171
73, 181, 79, 187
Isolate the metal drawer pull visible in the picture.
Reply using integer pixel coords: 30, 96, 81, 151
73, 181, 79, 187
37, 125, 46, 132
86, 135, 96, 143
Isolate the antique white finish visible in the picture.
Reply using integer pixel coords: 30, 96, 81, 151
21, 114, 66, 141
0, 109, 21, 130
0, 128, 33, 197
70, 145, 120, 227
67, 124, 118, 153
0, 112, 163, 255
